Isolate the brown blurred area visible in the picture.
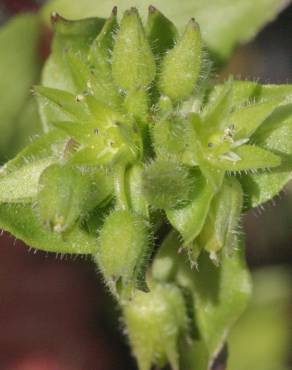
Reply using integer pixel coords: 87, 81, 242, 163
0, 1, 291, 370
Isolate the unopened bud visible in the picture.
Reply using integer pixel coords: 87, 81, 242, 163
158, 19, 202, 102
124, 282, 187, 370
112, 8, 156, 91
95, 209, 153, 300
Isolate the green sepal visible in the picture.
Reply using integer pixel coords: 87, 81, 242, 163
95, 209, 153, 300
213, 145, 281, 172
125, 164, 149, 218
146, 6, 178, 58
35, 86, 91, 122
112, 7, 156, 91
188, 113, 225, 190
0, 203, 97, 254
89, 7, 118, 77
124, 89, 149, 121
166, 170, 215, 245
210, 80, 260, 109
158, 19, 202, 102
124, 282, 188, 370
230, 99, 287, 140
240, 103, 292, 207
198, 178, 243, 261
203, 79, 232, 133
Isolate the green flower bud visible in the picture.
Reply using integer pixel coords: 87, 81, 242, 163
152, 115, 187, 162
112, 7, 156, 91
158, 19, 202, 102
37, 164, 110, 232
95, 209, 153, 299
143, 160, 193, 209
124, 282, 188, 370
146, 6, 178, 58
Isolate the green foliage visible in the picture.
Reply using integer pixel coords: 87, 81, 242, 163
227, 267, 292, 370
0, 14, 42, 162
0, 6, 291, 370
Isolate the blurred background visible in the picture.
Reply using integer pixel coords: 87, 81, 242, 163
0, 1, 291, 369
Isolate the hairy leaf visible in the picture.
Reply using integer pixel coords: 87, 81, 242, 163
0, 203, 97, 254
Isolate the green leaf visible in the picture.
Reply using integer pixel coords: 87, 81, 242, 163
0, 159, 52, 203
0, 14, 41, 161
0, 203, 97, 254
152, 232, 252, 369
42, 0, 289, 62
190, 244, 251, 364
166, 171, 215, 245
1, 129, 68, 174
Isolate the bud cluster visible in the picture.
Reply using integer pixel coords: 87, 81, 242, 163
0, 6, 290, 370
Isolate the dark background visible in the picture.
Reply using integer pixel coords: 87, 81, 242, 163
0, 1, 291, 369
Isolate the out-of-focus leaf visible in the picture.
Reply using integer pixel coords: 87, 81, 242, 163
227, 267, 292, 370
0, 203, 97, 254
0, 14, 42, 161
42, 0, 289, 62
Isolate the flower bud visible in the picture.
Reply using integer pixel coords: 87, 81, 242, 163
146, 6, 178, 58
158, 18, 202, 102
143, 160, 193, 209
37, 164, 110, 232
112, 8, 156, 91
124, 282, 188, 370
95, 209, 152, 299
